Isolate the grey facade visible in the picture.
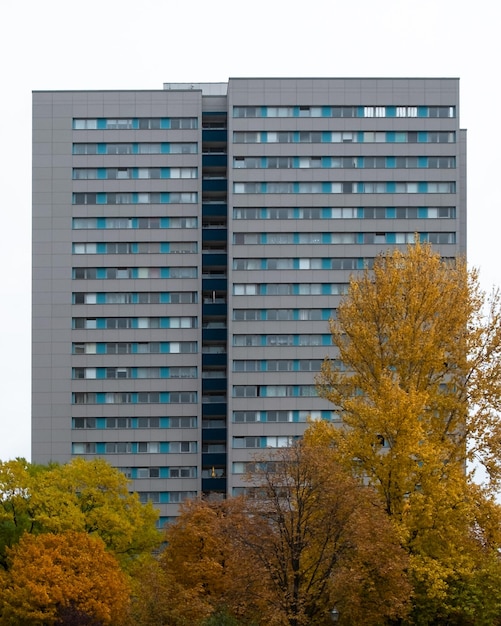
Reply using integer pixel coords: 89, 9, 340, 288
32, 78, 466, 523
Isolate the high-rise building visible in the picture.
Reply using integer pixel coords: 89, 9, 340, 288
32, 78, 466, 524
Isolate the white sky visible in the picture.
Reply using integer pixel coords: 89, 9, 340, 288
1, 0, 499, 462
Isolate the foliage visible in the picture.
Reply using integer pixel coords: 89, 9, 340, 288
314, 241, 501, 623
0, 531, 130, 625
143, 441, 410, 626
128, 555, 216, 626
202, 607, 245, 625
158, 498, 268, 625
238, 441, 411, 626
0, 458, 160, 570
0, 458, 47, 566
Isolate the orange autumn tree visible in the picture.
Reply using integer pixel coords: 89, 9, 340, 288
237, 441, 411, 626
157, 498, 271, 625
0, 531, 130, 625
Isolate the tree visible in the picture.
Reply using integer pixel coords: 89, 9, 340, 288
314, 242, 501, 623
0, 458, 42, 567
157, 498, 269, 625
130, 443, 409, 626
0, 531, 130, 625
128, 555, 216, 626
236, 441, 411, 626
0, 458, 160, 570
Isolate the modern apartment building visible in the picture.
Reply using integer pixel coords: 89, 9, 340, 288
32, 78, 466, 524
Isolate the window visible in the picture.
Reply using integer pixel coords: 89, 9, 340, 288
233, 208, 261, 219
267, 335, 293, 346
267, 360, 294, 371
298, 308, 325, 320
168, 417, 197, 428
105, 418, 133, 429
298, 208, 322, 219
233, 335, 260, 347
298, 284, 322, 295
233, 386, 258, 398
233, 411, 260, 423
299, 360, 323, 371
137, 468, 160, 479
169, 341, 197, 353
233, 437, 262, 449
233, 284, 258, 296
72, 418, 96, 429
169, 491, 196, 503
266, 309, 294, 321
233, 310, 257, 323
138, 442, 161, 453
170, 392, 197, 403
105, 442, 132, 454
267, 233, 294, 244
298, 335, 322, 346
267, 411, 293, 422
233, 233, 259, 244
168, 317, 196, 328
233, 360, 259, 372
170, 241, 197, 253
169, 441, 197, 453
73, 119, 98, 129
169, 467, 197, 478
72, 443, 96, 454
266, 284, 291, 295
170, 267, 197, 279
266, 386, 288, 397
297, 233, 321, 244
233, 258, 260, 270
267, 258, 294, 270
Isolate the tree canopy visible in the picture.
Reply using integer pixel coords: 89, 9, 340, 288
0, 531, 130, 625
143, 440, 410, 626
314, 242, 501, 624
0, 458, 160, 570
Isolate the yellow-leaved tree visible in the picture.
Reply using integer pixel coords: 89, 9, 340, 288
314, 242, 501, 624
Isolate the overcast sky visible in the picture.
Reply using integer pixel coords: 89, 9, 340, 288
1, 0, 499, 462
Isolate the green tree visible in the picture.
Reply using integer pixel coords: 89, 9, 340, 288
0, 458, 160, 570
0, 459, 48, 567
314, 242, 501, 624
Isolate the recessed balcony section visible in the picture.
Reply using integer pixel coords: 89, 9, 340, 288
202, 191, 227, 204
202, 290, 226, 304
201, 402, 227, 416
202, 129, 227, 143
202, 477, 227, 493
202, 418, 226, 430
202, 377, 227, 393
202, 430, 227, 444
202, 153, 228, 168
202, 317, 226, 329
202, 178, 227, 193
202, 352, 226, 368
202, 328, 226, 342
202, 368, 226, 379
202, 252, 227, 265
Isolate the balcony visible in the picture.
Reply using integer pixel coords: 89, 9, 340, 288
202, 154, 228, 168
